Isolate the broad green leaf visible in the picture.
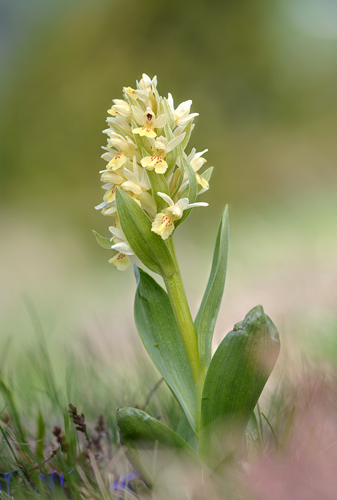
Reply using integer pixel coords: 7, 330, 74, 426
92, 230, 111, 250
116, 187, 175, 276
134, 267, 196, 431
199, 305, 280, 467
176, 414, 197, 450
195, 206, 229, 371
117, 407, 198, 485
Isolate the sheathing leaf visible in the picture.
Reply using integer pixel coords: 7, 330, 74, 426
199, 305, 280, 467
134, 267, 196, 431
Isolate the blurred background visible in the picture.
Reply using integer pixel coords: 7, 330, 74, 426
1, 0, 337, 387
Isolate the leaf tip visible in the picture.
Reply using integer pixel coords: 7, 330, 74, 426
134, 264, 140, 285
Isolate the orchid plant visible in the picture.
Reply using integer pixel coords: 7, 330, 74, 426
94, 74, 280, 482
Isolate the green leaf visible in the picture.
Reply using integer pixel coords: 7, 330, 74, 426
0, 378, 27, 446
245, 411, 263, 456
35, 411, 46, 461
117, 407, 198, 485
63, 408, 77, 468
134, 267, 196, 431
116, 187, 175, 276
199, 305, 280, 467
195, 206, 229, 371
92, 230, 112, 250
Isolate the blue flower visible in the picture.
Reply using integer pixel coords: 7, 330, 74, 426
108, 471, 137, 492
0, 470, 18, 495
40, 471, 65, 496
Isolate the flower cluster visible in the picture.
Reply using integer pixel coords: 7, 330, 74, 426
95, 74, 211, 270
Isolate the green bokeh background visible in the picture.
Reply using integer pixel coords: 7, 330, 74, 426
1, 0, 337, 379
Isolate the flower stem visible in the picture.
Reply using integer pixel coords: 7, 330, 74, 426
163, 238, 199, 385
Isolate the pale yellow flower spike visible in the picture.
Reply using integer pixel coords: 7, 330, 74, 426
96, 73, 209, 267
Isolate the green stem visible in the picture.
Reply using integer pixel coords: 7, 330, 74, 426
163, 238, 199, 385
164, 273, 199, 382
163, 237, 204, 433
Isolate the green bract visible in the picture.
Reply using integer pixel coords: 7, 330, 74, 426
115, 187, 175, 276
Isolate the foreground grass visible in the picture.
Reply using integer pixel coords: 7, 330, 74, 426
1, 305, 337, 499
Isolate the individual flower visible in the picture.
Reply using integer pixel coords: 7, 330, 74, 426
123, 86, 138, 99
101, 132, 137, 171
121, 157, 157, 216
167, 93, 199, 128
140, 134, 185, 174
101, 170, 125, 203
187, 148, 210, 191
108, 99, 132, 120
40, 471, 65, 495
108, 471, 137, 492
132, 107, 167, 138
109, 225, 134, 271
151, 192, 208, 240
106, 114, 132, 135
0, 471, 17, 495
136, 73, 158, 108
